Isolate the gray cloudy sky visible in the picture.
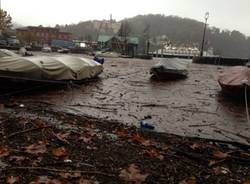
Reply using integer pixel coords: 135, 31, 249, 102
3, 0, 250, 36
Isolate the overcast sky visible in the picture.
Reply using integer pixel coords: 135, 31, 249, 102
2, 0, 250, 36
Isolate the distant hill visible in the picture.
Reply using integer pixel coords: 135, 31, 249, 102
58, 14, 250, 58
57, 20, 121, 42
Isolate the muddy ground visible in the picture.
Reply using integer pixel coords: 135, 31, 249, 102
0, 102, 250, 184
9, 53, 250, 145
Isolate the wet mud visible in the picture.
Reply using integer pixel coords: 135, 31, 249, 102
9, 54, 250, 144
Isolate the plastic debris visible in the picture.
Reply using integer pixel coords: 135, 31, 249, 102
106, 133, 118, 141
140, 121, 155, 130
94, 56, 105, 65
19, 104, 25, 108
64, 159, 72, 163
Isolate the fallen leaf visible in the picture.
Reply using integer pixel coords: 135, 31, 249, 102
35, 119, 46, 128
179, 178, 197, 184
131, 134, 153, 146
0, 146, 10, 158
23, 143, 47, 155
131, 134, 146, 143
18, 118, 29, 126
213, 167, 230, 175
79, 178, 99, 184
119, 164, 149, 184
6, 176, 20, 184
86, 128, 97, 137
9, 156, 26, 162
213, 151, 228, 159
86, 146, 98, 150
160, 144, 170, 151
55, 132, 70, 144
141, 140, 152, 147
32, 157, 43, 166
208, 160, 219, 167
208, 159, 226, 167
143, 150, 164, 160
241, 152, 250, 157
190, 143, 200, 150
59, 172, 81, 179
79, 136, 92, 143
243, 180, 250, 184
52, 147, 69, 158
30, 176, 64, 184
116, 130, 129, 138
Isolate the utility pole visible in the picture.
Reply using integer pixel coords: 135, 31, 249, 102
200, 12, 209, 57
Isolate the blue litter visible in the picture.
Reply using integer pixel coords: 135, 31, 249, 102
140, 121, 155, 130
94, 56, 105, 65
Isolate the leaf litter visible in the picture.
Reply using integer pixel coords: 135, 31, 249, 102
0, 103, 249, 183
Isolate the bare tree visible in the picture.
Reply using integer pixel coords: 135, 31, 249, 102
0, 9, 12, 32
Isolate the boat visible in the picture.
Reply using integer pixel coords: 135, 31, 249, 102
150, 58, 189, 80
0, 49, 103, 84
218, 66, 250, 95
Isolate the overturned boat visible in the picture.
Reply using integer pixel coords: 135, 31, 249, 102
218, 66, 250, 95
150, 58, 189, 80
0, 49, 103, 84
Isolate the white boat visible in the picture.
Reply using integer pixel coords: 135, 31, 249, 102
150, 58, 190, 79
0, 49, 103, 83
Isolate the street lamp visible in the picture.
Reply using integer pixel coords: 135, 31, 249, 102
200, 12, 209, 57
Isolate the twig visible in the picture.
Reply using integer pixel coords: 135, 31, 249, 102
189, 123, 216, 127
7, 167, 114, 177
7, 126, 52, 138
212, 126, 250, 143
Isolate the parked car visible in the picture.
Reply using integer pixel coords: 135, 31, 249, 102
0, 40, 7, 46
42, 46, 52, 52
57, 48, 70, 53
7, 38, 20, 47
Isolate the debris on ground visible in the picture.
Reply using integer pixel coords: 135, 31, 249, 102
0, 102, 249, 183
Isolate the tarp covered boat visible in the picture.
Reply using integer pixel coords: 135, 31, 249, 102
150, 58, 189, 79
218, 66, 250, 95
0, 49, 103, 82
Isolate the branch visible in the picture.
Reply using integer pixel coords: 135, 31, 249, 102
7, 167, 115, 177
7, 126, 52, 138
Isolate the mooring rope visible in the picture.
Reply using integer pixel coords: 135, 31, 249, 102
244, 84, 250, 125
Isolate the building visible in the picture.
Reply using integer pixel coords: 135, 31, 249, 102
16, 26, 72, 46
98, 35, 139, 56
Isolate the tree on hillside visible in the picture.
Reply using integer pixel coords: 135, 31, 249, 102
118, 20, 131, 38
0, 9, 12, 32
58, 14, 250, 58
141, 23, 150, 54
118, 20, 131, 54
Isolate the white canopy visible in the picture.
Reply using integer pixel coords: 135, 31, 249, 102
0, 50, 103, 81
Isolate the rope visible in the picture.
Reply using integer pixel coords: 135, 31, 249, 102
244, 84, 250, 125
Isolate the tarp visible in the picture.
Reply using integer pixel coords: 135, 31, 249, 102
0, 49, 103, 81
218, 66, 250, 87
150, 58, 190, 78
